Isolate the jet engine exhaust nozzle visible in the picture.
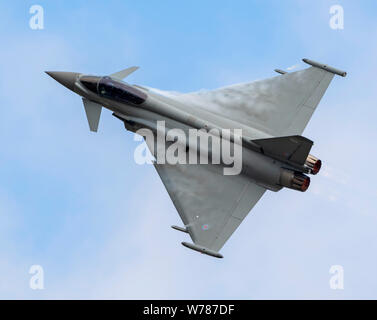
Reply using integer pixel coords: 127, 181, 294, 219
305, 154, 322, 175
280, 169, 310, 192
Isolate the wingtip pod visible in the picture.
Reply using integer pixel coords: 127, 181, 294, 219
181, 242, 223, 259
302, 58, 347, 77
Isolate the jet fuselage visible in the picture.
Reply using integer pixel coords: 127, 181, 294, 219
46, 71, 317, 193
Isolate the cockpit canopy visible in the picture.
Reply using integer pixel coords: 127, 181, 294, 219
80, 75, 147, 105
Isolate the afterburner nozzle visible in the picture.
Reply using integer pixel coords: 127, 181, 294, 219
280, 169, 310, 192
305, 154, 322, 175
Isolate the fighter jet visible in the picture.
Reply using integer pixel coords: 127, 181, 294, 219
46, 58, 346, 258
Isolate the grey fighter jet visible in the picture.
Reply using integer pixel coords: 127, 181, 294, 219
46, 58, 346, 258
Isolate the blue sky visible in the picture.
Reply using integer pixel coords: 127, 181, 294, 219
0, 0, 376, 299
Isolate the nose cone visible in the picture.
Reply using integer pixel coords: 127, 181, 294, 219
45, 71, 79, 91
